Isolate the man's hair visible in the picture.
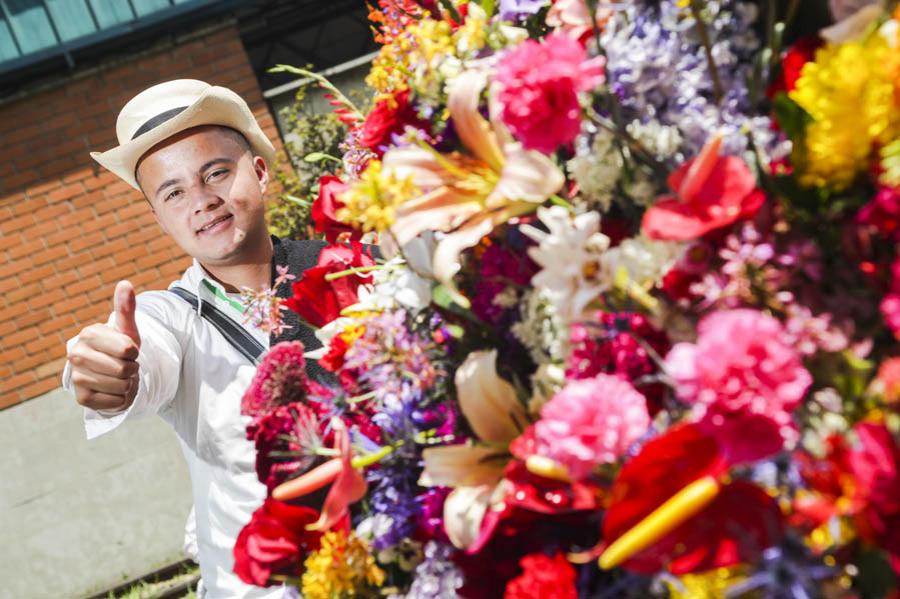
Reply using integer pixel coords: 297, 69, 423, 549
134, 125, 253, 193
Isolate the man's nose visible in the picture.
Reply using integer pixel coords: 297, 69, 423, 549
191, 186, 223, 214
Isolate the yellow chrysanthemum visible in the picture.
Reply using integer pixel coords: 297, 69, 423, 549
301, 530, 385, 599
337, 160, 420, 233
789, 34, 900, 189
667, 567, 752, 599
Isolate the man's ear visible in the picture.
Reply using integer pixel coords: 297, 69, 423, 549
253, 156, 269, 194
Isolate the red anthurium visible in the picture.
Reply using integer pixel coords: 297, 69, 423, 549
311, 175, 361, 243
233, 498, 323, 587
601, 423, 783, 575
642, 135, 766, 241
283, 242, 375, 328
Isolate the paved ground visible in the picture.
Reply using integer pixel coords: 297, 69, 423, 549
0, 387, 191, 598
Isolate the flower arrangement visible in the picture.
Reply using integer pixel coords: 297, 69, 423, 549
234, 1, 900, 597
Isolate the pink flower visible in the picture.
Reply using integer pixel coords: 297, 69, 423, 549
534, 374, 650, 480
241, 341, 308, 418
880, 257, 900, 339
546, 0, 614, 43
494, 34, 605, 154
665, 309, 812, 462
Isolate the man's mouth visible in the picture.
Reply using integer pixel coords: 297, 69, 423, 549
197, 214, 233, 235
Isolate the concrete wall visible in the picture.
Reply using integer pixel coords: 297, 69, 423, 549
0, 386, 191, 598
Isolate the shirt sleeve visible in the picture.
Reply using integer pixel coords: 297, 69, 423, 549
62, 293, 186, 440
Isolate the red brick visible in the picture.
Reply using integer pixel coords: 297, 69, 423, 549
13, 307, 52, 329
45, 225, 83, 248
4, 282, 41, 304
33, 203, 71, 222
0, 213, 35, 235
25, 334, 60, 355
18, 264, 55, 286
47, 185, 84, 204
22, 219, 58, 240
100, 263, 136, 284
88, 237, 128, 260
18, 376, 59, 401
31, 245, 69, 267
0, 232, 24, 252
0, 302, 28, 323
2, 372, 35, 393
80, 213, 117, 234
77, 257, 115, 278
7, 238, 45, 261
68, 231, 105, 254
3, 326, 38, 348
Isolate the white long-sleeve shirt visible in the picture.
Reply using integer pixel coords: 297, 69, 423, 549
63, 260, 286, 599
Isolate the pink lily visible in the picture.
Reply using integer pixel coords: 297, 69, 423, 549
385, 69, 565, 292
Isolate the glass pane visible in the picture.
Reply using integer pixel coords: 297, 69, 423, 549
4, 0, 57, 55
0, 17, 20, 62
87, 0, 134, 28
132, 0, 172, 17
46, 0, 96, 42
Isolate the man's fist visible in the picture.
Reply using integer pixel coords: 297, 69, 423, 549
67, 281, 141, 412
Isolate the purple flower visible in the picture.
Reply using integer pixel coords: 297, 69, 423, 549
498, 0, 548, 21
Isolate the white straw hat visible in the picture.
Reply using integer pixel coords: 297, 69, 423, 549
90, 79, 276, 190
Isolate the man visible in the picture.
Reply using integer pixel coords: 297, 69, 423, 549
62, 79, 326, 598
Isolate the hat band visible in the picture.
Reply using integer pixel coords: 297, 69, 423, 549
131, 106, 188, 140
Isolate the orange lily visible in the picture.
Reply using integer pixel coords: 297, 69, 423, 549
385, 68, 565, 293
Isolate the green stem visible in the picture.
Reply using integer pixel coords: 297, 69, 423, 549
688, 0, 724, 105
269, 65, 364, 121
549, 194, 575, 211
324, 264, 384, 281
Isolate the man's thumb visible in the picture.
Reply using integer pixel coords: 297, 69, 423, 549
113, 280, 141, 346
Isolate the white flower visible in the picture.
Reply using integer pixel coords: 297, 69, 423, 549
626, 118, 683, 160
600, 235, 683, 288
567, 127, 623, 211
521, 205, 613, 324
511, 289, 565, 365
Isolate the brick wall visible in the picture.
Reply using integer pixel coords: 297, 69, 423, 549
0, 24, 288, 409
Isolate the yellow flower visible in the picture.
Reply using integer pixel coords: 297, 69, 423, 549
337, 160, 421, 233
301, 530, 385, 599
366, 18, 455, 98
789, 34, 900, 189
667, 567, 751, 599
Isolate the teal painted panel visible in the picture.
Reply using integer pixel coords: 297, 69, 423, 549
0, 17, 19, 62
46, 0, 96, 42
4, 0, 58, 54
87, 0, 134, 28
132, 0, 173, 17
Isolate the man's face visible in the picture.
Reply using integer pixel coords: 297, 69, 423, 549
136, 126, 269, 266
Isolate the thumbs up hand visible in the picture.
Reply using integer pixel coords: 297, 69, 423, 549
67, 281, 142, 412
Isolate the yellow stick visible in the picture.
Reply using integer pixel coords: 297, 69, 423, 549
598, 475, 721, 570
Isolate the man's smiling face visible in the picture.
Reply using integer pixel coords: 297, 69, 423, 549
136, 125, 269, 266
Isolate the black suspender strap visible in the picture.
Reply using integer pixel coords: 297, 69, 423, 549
168, 286, 264, 366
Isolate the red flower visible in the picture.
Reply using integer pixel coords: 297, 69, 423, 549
311, 175, 361, 243
602, 424, 783, 574
284, 242, 376, 328
233, 498, 323, 587
767, 36, 822, 98
241, 341, 308, 418
319, 334, 351, 372
358, 89, 428, 154
848, 422, 900, 572
642, 135, 766, 241
504, 552, 578, 599
246, 401, 321, 490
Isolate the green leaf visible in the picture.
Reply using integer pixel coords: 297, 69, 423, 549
771, 92, 811, 143
479, 0, 496, 17
303, 151, 342, 164
437, 0, 462, 23
433, 284, 471, 310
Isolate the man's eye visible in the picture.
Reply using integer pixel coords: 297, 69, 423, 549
207, 169, 228, 183
165, 189, 182, 202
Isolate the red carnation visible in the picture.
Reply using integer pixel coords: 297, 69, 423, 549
504, 552, 578, 599
246, 401, 321, 490
312, 175, 361, 243
233, 498, 323, 587
284, 242, 376, 328
358, 89, 428, 154
767, 36, 822, 98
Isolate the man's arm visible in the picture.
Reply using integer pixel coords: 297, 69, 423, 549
63, 281, 182, 436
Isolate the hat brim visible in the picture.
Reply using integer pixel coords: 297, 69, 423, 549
90, 86, 277, 191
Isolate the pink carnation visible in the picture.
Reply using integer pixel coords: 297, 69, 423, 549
494, 33, 605, 154
665, 309, 812, 462
241, 341, 308, 418
534, 374, 650, 480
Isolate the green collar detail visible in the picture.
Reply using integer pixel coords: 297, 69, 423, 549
201, 279, 246, 314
